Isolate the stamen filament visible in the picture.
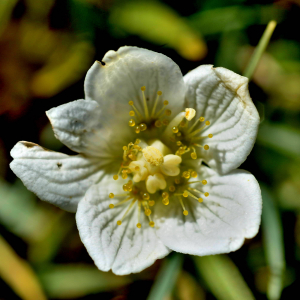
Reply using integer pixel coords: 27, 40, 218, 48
186, 191, 199, 200
117, 199, 137, 225
113, 196, 134, 208
187, 118, 200, 133
129, 101, 143, 120
178, 196, 188, 216
141, 87, 149, 119
187, 187, 204, 194
151, 91, 162, 117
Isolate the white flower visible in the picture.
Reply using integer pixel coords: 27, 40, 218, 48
10, 46, 262, 275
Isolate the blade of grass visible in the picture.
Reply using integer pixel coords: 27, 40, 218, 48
243, 20, 277, 79
194, 255, 255, 300
261, 184, 285, 300
147, 253, 183, 300
0, 235, 47, 300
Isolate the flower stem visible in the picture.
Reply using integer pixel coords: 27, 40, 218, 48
243, 20, 277, 80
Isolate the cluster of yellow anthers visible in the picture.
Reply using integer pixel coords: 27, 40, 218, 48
107, 86, 213, 228
128, 86, 171, 134
171, 108, 213, 160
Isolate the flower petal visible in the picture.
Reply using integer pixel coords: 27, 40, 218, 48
46, 99, 132, 158
184, 65, 260, 174
76, 178, 170, 275
155, 166, 262, 256
84, 46, 186, 123
10, 141, 109, 212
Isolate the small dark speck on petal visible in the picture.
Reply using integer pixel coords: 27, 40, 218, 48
57, 162, 62, 168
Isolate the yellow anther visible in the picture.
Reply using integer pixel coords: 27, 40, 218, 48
163, 100, 169, 105
143, 193, 150, 200
169, 185, 176, 192
122, 173, 128, 179
109, 204, 114, 209
117, 220, 122, 225
162, 119, 169, 126
165, 109, 172, 116
149, 221, 155, 227
198, 198, 203, 203
113, 175, 118, 180
140, 123, 147, 131
162, 198, 169, 205
135, 126, 141, 134
123, 146, 127, 151
141, 86, 146, 91
129, 111, 135, 116
205, 121, 210, 126
109, 193, 114, 199
182, 171, 190, 179
123, 184, 128, 191
175, 179, 180, 184
191, 171, 197, 178
136, 223, 142, 228
176, 141, 182, 146
129, 119, 135, 127
162, 192, 169, 199
128, 101, 134, 106
199, 117, 205, 122
191, 152, 197, 159
208, 134, 213, 138
204, 192, 209, 197
177, 132, 182, 137
155, 120, 162, 127
128, 180, 133, 186
183, 190, 189, 197
183, 210, 189, 216
135, 139, 140, 144
145, 209, 151, 216
149, 200, 155, 206
135, 166, 140, 171
204, 145, 209, 150
157, 91, 162, 95
202, 180, 207, 185
172, 126, 179, 133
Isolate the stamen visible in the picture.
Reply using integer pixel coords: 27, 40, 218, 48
193, 144, 210, 150
169, 185, 176, 192
191, 171, 197, 178
129, 110, 135, 116
155, 100, 168, 117
137, 200, 142, 228
172, 126, 179, 133
109, 193, 114, 199
128, 119, 135, 127
135, 126, 141, 134
128, 101, 143, 120
140, 123, 147, 131
116, 199, 137, 225
155, 120, 162, 127
109, 196, 134, 209
149, 200, 155, 206
151, 91, 162, 117
208, 134, 213, 138
186, 120, 211, 139
141, 86, 149, 119
190, 147, 197, 159
178, 196, 188, 216
162, 119, 169, 126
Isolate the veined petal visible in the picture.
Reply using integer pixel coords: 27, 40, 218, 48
76, 179, 170, 275
46, 99, 132, 158
84, 46, 186, 123
10, 142, 110, 212
155, 166, 262, 256
184, 65, 259, 174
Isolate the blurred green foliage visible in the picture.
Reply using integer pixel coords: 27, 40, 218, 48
1, 0, 300, 299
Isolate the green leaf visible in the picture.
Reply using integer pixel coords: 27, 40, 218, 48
261, 184, 285, 300
256, 122, 300, 158
110, 1, 207, 61
0, 235, 47, 300
147, 253, 183, 300
194, 255, 255, 300
37, 264, 131, 299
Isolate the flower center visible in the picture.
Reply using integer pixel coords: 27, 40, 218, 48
108, 86, 214, 229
